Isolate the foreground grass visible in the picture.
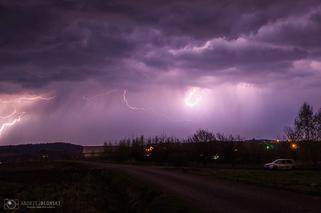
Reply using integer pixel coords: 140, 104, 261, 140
0, 161, 194, 213
164, 167, 321, 196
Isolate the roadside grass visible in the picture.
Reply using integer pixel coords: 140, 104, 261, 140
164, 167, 321, 196
0, 161, 195, 213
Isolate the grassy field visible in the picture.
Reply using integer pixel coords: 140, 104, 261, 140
0, 161, 194, 213
164, 167, 321, 196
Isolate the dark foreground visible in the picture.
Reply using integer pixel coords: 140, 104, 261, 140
86, 162, 321, 213
1, 161, 321, 213
0, 161, 191, 212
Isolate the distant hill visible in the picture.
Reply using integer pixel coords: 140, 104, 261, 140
0, 142, 83, 162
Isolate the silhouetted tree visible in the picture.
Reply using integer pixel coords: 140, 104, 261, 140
192, 129, 216, 142
294, 102, 315, 141
284, 126, 299, 141
112, 140, 129, 161
216, 133, 228, 141
131, 136, 145, 161
314, 108, 321, 141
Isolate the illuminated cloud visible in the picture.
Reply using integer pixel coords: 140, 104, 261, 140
0, 0, 320, 144
184, 87, 203, 108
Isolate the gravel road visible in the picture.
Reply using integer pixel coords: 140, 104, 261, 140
85, 162, 321, 213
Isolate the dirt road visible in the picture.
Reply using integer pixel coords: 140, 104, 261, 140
85, 162, 321, 213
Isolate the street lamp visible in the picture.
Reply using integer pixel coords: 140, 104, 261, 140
290, 143, 298, 150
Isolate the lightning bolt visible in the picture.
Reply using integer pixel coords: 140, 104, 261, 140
123, 89, 145, 111
0, 112, 25, 136
184, 87, 202, 107
122, 89, 190, 123
17, 95, 55, 102
0, 94, 55, 139
0, 109, 17, 119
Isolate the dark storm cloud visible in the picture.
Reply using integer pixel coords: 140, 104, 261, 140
255, 9, 321, 59
0, 0, 137, 89
0, 0, 320, 90
170, 39, 307, 72
1, 0, 321, 144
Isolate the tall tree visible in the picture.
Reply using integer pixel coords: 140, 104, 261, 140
294, 102, 315, 141
314, 108, 321, 141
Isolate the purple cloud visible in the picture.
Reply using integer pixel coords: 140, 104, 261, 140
0, 0, 321, 144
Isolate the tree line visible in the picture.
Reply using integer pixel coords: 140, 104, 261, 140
100, 102, 321, 168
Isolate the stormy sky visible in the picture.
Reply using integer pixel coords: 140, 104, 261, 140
1, 0, 321, 145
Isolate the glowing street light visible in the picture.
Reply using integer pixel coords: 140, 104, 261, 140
290, 143, 298, 150
265, 144, 274, 151
212, 154, 220, 160
145, 145, 154, 157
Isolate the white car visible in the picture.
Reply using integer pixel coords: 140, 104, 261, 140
264, 159, 296, 170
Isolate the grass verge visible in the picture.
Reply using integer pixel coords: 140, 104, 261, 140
164, 166, 321, 196
0, 161, 195, 213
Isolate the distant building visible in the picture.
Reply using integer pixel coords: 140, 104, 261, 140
82, 146, 105, 158
82, 145, 120, 158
